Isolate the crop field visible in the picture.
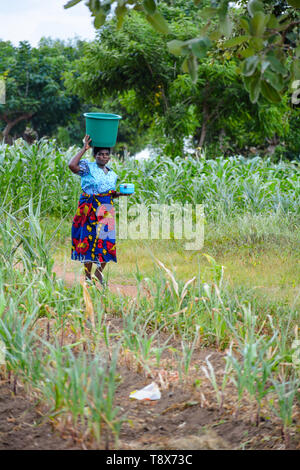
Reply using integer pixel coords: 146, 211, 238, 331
0, 140, 299, 450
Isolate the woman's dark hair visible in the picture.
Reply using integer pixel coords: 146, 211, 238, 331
93, 147, 111, 157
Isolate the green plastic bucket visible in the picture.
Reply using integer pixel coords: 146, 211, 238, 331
83, 113, 122, 147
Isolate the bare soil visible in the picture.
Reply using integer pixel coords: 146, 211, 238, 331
0, 382, 80, 450
53, 263, 143, 297
1, 359, 298, 450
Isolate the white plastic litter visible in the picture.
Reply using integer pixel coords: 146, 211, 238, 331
0, 339, 6, 366
129, 382, 161, 401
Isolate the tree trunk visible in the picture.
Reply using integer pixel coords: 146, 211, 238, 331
197, 102, 220, 150
1, 113, 34, 143
198, 103, 209, 148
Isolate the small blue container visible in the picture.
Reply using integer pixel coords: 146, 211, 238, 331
120, 183, 135, 194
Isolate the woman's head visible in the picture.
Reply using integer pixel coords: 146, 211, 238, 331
93, 147, 111, 166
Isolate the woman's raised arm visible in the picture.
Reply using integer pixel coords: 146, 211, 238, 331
68, 135, 91, 173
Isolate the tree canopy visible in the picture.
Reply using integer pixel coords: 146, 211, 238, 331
0, 1, 299, 158
64, 0, 300, 104
0, 39, 84, 142
64, 5, 292, 157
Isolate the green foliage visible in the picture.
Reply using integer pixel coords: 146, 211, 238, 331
2, 1, 298, 155
64, 7, 296, 157
0, 139, 81, 217
64, 0, 300, 103
63, 8, 197, 153
164, 60, 291, 157
1, 140, 299, 219
0, 39, 84, 142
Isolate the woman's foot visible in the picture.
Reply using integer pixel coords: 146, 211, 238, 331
92, 274, 107, 289
85, 277, 95, 289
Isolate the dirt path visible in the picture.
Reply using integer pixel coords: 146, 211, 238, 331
53, 264, 141, 297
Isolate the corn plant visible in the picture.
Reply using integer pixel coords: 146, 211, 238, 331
0, 281, 48, 397
122, 309, 164, 374
225, 311, 282, 424
155, 258, 196, 311
151, 333, 174, 368
181, 326, 200, 379
37, 340, 123, 445
201, 350, 233, 413
0, 294, 39, 379
87, 344, 124, 446
269, 375, 299, 449
2, 139, 299, 223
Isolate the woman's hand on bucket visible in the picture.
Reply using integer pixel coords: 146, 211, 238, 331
112, 192, 131, 198
68, 135, 91, 173
83, 135, 92, 151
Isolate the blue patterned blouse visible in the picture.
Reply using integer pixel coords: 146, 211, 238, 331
77, 159, 118, 195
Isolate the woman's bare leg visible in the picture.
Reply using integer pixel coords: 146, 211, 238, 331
94, 262, 107, 285
84, 262, 93, 281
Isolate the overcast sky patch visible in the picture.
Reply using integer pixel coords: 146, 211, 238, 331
0, 0, 96, 46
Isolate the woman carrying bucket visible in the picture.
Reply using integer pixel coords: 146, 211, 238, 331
68, 113, 132, 286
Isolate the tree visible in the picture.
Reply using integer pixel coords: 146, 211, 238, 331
64, 0, 300, 104
0, 40, 82, 143
64, 8, 291, 157
164, 61, 289, 156
63, 6, 200, 154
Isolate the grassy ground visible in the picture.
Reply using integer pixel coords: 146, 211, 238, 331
49, 214, 300, 309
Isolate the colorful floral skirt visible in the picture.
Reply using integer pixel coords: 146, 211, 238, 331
71, 191, 117, 266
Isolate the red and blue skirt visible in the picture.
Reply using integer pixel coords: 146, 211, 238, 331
71, 191, 117, 265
